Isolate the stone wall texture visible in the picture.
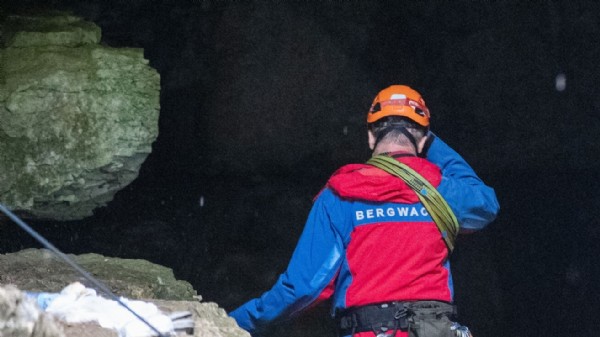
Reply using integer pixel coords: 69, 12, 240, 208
0, 12, 160, 220
0, 247, 250, 337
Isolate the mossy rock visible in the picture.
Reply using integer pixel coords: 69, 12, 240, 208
0, 282, 250, 337
0, 248, 196, 300
1, 11, 101, 47
0, 11, 160, 220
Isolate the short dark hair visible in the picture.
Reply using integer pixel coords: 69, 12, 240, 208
369, 116, 427, 147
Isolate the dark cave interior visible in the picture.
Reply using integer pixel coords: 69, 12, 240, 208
2, 1, 600, 336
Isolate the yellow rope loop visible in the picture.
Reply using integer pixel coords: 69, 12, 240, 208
367, 155, 459, 252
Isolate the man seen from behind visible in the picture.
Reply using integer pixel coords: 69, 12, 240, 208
230, 85, 500, 337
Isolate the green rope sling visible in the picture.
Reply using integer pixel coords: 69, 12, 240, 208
367, 155, 459, 252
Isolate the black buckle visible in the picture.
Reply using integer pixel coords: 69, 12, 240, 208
339, 313, 357, 330
393, 303, 409, 330
394, 304, 408, 319
338, 302, 410, 334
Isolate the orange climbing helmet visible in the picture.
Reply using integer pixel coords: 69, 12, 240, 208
367, 85, 430, 127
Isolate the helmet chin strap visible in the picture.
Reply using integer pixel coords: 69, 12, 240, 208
374, 126, 421, 156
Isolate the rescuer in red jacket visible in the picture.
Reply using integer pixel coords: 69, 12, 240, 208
230, 85, 500, 337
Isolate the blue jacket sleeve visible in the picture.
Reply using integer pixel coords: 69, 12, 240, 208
426, 134, 500, 231
229, 189, 345, 336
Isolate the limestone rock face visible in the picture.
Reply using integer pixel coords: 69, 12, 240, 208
0, 248, 196, 300
0, 284, 64, 337
0, 12, 160, 220
0, 249, 249, 337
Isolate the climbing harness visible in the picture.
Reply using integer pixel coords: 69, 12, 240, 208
337, 301, 460, 337
337, 301, 409, 337
0, 203, 173, 337
366, 155, 459, 252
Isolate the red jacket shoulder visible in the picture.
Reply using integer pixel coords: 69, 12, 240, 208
326, 157, 441, 204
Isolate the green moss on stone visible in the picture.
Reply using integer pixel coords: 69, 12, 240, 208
2, 12, 101, 47
0, 249, 197, 300
0, 11, 160, 220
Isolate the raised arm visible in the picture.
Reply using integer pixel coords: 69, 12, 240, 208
425, 134, 500, 231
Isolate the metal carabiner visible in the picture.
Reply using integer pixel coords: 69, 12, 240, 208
451, 322, 473, 337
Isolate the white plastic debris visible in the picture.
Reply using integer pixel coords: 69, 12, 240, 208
44, 282, 174, 337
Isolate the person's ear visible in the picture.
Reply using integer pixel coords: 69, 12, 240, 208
417, 134, 429, 154
368, 129, 376, 150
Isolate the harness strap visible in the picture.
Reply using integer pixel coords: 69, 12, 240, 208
337, 301, 456, 337
338, 302, 409, 336
366, 155, 459, 252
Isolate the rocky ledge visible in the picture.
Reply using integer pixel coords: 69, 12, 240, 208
0, 249, 249, 337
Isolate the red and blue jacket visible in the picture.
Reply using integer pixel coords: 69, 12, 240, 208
229, 135, 499, 336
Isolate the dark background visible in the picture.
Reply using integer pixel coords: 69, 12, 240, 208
2, 1, 600, 336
